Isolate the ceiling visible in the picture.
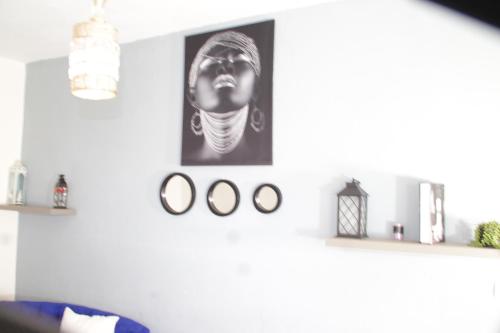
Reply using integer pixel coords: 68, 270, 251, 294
0, 0, 330, 63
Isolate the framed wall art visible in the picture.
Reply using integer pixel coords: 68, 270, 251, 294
181, 20, 275, 165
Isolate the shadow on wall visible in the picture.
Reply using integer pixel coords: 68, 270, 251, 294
318, 177, 345, 238
446, 216, 474, 243
294, 176, 345, 240
393, 177, 474, 243
296, 169, 474, 244
392, 175, 424, 242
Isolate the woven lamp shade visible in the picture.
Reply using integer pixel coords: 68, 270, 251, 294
68, 3, 120, 100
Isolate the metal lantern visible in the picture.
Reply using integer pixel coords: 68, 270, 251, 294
337, 179, 368, 238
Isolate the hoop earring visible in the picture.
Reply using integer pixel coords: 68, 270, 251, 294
191, 111, 203, 136
250, 107, 265, 133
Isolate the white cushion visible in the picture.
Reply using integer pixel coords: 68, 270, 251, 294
60, 307, 119, 333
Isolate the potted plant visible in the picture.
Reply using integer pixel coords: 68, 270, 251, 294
470, 221, 500, 249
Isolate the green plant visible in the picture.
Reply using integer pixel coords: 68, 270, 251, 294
471, 221, 500, 249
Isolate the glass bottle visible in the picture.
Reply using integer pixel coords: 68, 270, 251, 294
7, 160, 27, 205
53, 175, 68, 209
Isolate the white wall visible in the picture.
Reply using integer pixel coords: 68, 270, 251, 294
0, 57, 25, 300
16, 0, 500, 332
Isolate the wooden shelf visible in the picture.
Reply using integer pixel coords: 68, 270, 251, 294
0, 204, 76, 216
326, 237, 500, 259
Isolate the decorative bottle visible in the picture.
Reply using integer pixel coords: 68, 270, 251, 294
7, 160, 27, 205
53, 175, 68, 209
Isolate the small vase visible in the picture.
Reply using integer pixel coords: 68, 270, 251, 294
7, 160, 27, 205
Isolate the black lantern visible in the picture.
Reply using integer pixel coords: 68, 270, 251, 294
337, 179, 368, 238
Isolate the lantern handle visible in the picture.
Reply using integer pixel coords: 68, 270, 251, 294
352, 178, 360, 184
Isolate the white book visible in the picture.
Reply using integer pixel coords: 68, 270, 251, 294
420, 183, 445, 245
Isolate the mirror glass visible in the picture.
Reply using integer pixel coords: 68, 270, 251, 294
254, 184, 282, 213
207, 180, 239, 216
160, 173, 196, 215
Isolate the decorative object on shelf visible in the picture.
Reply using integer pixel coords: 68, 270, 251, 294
419, 182, 445, 244
7, 160, 27, 206
181, 20, 275, 166
470, 221, 500, 249
207, 180, 240, 216
253, 183, 282, 214
68, 0, 120, 100
337, 179, 368, 238
393, 224, 404, 241
53, 175, 68, 209
159, 173, 196, 215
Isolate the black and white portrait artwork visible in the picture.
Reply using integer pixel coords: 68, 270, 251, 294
181, 20, 274, 165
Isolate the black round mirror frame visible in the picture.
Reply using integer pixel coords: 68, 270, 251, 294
253, 183, 282, 214
159, 172, 196, 215
207, 179, 240, 217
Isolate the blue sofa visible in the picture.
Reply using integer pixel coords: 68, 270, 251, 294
0, 301, 149, 333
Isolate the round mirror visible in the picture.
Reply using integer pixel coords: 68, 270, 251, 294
207, 180, 240, 216
253, 184, 282, 214
160, 173, 196, 215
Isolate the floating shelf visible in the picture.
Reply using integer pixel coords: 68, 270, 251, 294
326, 237, 500, 259
0, 204, 76, 216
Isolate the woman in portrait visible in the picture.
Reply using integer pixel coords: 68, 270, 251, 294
181, 22, 274, 165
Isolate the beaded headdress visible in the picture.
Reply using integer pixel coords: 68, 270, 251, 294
189, 30, 261, 89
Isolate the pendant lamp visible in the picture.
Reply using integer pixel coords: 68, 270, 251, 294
68, 0, 120, 100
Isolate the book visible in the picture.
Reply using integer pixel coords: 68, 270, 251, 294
420, 183, 445, 245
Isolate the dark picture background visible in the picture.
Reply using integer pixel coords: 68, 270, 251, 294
181, 20, 274, 165
426, 0, 500, 30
